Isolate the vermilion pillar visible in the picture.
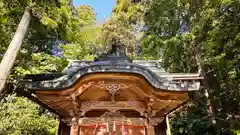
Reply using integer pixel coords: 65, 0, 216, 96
70, 125, 79, 135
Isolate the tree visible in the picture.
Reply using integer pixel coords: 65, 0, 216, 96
0, 0, 98, 134
0, 94, 58, 135
140, 0, 240, 134
0, 0, 239, 134
99, 0, 144, 56
60, 5, 98, 60
0, 8, 31, 95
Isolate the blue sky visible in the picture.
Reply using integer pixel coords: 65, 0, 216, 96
73, 0, 115, 21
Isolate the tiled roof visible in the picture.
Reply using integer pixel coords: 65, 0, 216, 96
22, 59, 202, 91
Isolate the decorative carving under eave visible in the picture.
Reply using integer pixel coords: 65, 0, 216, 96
80, 101, 146, 116
101, 111, 125, 118
63, 117, 164, 126
70, 93, 81, 117
95, 81, 132, 101
75, 81, 95, 97
66, 117, 146, 126
62, 109, 166, 127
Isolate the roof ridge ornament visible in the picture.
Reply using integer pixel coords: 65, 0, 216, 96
93, 40, 131, 62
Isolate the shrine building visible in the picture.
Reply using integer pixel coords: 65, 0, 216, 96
21, 44, 202, 135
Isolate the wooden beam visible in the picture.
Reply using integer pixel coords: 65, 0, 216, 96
0, 8, 31, 95
63, 117, 146, 126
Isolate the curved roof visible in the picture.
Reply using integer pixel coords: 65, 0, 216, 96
23, 59, 201, 92
21, 45, 202, 121
22, 44, 202, 91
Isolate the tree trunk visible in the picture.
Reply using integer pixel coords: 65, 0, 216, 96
0, 8, 31, 95
195, 46, 216, 124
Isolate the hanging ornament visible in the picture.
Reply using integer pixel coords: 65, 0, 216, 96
93, 124, 98, 135
113, 120, 116, 132
106, 121, 109, 133
144, 126, 146, 135
121, 121, 127, 135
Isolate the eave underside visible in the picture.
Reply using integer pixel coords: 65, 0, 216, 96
24, 73, 197, 126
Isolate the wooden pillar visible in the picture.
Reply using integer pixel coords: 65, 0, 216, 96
146, 118, 155, 135
154, 118, 167, 135
57, 120, 70, 135
147, 125, 155, 135
70, 125, 79, 135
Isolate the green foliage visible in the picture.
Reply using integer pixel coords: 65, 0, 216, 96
0, 0, 239, 134
100, 12, 137, 51
232, 130, 240, 135
99, 0, 144, 56
0, 0, 97, 134
140, 0, 240, 134
76, 5, 96, 26
0, 94, 58, 135
14, 53, 68, 75
60, 5, 97, 60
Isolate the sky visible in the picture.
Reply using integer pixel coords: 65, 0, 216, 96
73, 0, 115, 22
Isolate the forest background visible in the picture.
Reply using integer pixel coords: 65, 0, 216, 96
0, 0, 239, 134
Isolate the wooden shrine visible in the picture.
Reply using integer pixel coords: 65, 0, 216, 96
22, 44, 202, 135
